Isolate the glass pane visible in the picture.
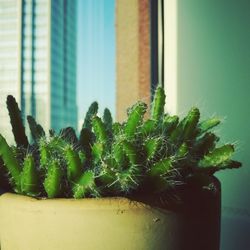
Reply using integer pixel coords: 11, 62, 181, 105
77, 0, 116, 126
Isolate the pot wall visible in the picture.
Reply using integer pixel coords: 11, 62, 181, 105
0, 179, 221, 250
0, 194, 182, 250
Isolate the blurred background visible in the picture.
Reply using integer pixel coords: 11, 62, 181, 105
0, 0, 250, 249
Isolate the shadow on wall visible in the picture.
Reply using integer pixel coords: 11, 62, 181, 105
221, 215, 250, 250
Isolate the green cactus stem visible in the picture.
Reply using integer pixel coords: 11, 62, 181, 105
170, 107, 200, 144
145, 158, 174, 193
79, 102, 98, 156
65, 146, 83, 182
115, 168, 139, 193
60, 127, 78, 145
6, 95, 28, 147
176, 143, 188, 159
39, 140, 50, 169
83, 101, 98, 130
0, 89, 242, 199
182, 107, 200, 141
92, 116, 108, 144
198, 144, 235, 168
112, 142, 126, 166
219, 160, 242, 170
0, 134, 21, 190
163, 115, 179, 136
197, 159, 242, 175
112, 141, 140, 193
79, 151, 86, 165
44, 160, 62, 198
192, 132, 219, 160
98, 163, 117, 187
91, 142, 104, 163
112, 122, 122, 137
151, 86, 166, 121
140, 120, 157, 136
79, 128, 93, 159
20, 154, 40, 196
144, 138, 161, 160
198, 117, 221, 135
103, 108, 113, 135
148, 158, 173, 177
49, 136, 68, 151
122, 141, 138, 166
124, 102, 147, 138
73, 171, 96, 198
0, 157, 12, 191
27, 115, 45, 142
169, 120, 185, 143
49, 129, 55, 137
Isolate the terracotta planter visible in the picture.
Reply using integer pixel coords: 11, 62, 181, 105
0, 178, 221, 250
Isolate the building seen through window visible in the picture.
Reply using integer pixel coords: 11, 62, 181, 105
0, 0, 77, 143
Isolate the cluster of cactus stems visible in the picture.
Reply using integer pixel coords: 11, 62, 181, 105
0, 86, 241, 199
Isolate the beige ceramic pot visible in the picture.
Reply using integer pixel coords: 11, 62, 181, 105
0, 177, 221, 250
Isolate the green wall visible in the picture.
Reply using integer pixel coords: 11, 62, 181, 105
177, 0, 250, 248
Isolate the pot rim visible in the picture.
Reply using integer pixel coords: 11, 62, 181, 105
0, 192, 159, 211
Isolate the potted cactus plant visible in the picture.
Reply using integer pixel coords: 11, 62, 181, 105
0, 86, 241, 250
